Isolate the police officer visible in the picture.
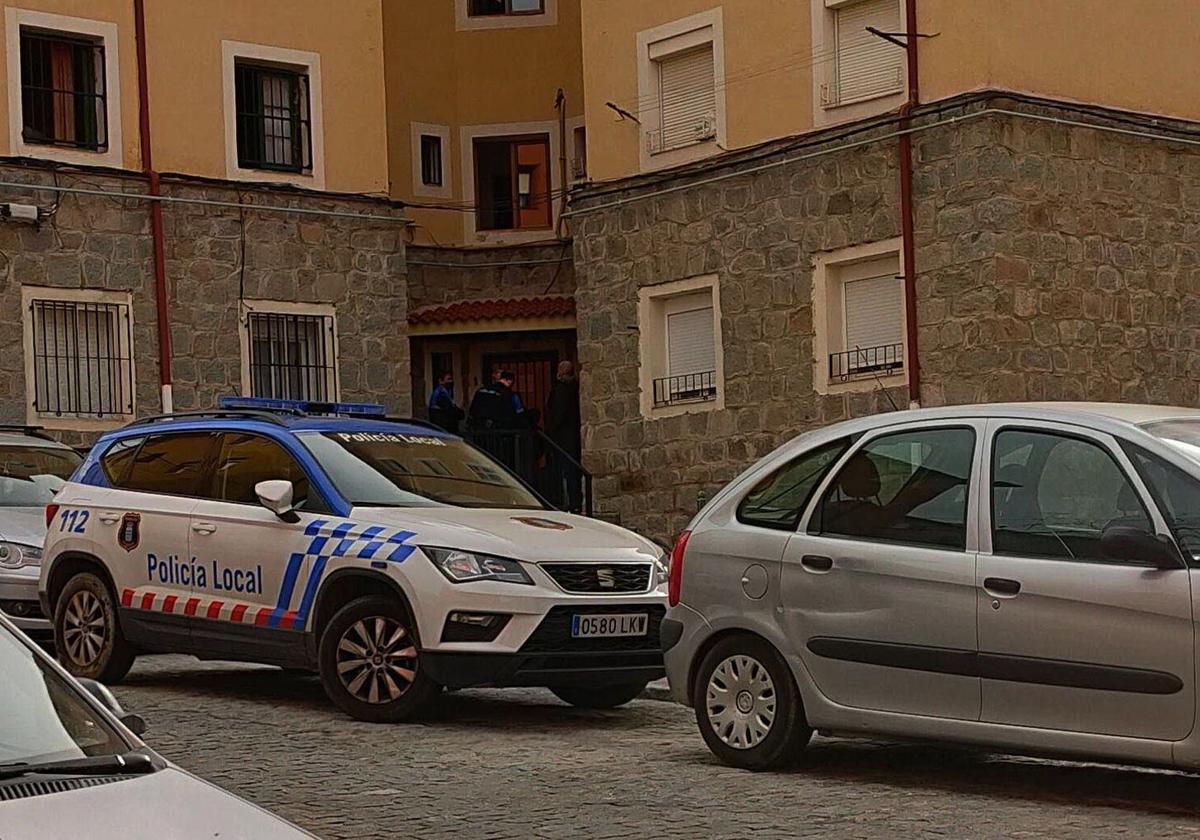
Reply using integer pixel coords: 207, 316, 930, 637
427, 370, 464, 434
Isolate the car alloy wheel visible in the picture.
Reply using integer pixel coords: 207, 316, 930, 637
62, 589, 107, 668
706, 654, 777, 750
335, 616, 419, 705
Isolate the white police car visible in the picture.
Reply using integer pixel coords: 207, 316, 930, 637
40, 398, 666, 721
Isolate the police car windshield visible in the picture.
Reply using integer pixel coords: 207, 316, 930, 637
0, 623, 126, 765
0, 445, 81, 507
300, 432, 545, 510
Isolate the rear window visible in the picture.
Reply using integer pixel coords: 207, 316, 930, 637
0, 444, 81, 506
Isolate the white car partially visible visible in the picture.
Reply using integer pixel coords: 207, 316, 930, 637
0, 613, 312, 839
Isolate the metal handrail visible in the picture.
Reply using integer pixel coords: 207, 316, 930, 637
652, 371, 717, 408
829, 343, 904, 381
462, 427, 593, 517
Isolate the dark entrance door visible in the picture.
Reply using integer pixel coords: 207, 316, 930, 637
481, 350, 557, 426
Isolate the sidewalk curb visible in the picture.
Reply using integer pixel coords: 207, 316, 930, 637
640, 684, 680, 703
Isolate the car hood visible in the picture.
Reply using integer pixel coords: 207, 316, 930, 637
0, 507, 45, 547
0, 767, 313, 839
350, 506, 663, 562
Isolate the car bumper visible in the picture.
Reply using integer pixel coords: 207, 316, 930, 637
661, 603, 712, 706
421, 603, 667, 689
0, 568, 51, 638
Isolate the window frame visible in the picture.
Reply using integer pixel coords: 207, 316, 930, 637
411, 121, 451, 199
4, 8, 122, 168
985, 423, 1162, 566
455, 0, 557, 30
21, 286, 136, 432
637, 274, 725, 419
233, 60, 313, 175
471, 132, 552, 233
239, 302, 339, 403
467, 0, 545, 17
810, 0, 907, 129
806, 422, 980, 553
636, 9, 726, 174
221, 40, 325, 190
737, 437, 853, 532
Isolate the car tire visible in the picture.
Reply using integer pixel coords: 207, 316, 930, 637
317, 595, 439, 722
692, 634, 811, 771
549, 681, 647, 709
53, 571, 136, 684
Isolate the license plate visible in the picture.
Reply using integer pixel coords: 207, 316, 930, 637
571, 613, 648, 638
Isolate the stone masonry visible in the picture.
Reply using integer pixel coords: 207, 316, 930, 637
570, 93, 1200, 542
0, 163, 409, 441
406, 241, 575, 311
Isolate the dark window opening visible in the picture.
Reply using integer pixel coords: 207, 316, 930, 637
420, 134, 443, 186
247, 312, 336, 402
235, 61, 312, 173
474, 135, 551, 231
19, 29, 107, 151
468, 0, 545, 16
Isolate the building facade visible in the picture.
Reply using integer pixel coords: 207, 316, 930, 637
571, 0, 1200, 540
0, 0, 407, 441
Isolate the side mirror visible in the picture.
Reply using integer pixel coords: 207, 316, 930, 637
78, 678, 148, 736
1100, 525, 1185, 570
255, 479, 300, 523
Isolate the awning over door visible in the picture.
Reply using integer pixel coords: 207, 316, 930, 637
408, 295, 576, 335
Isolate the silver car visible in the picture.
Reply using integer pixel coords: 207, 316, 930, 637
663, 403, 1200, 770
0, 612, 313, 838
0, 428, 81, 639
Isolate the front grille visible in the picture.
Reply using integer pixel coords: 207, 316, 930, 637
540, 563, 652, 594
521, 605, 665, 653
0, 775, 136, 802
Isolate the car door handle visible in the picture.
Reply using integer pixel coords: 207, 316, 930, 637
98, 512, 121, 525
801, 555, 834, 572
983, 577, 1021, 597
191, 522, 217, 535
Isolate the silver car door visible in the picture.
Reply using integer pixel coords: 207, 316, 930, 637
781, 419, 984, 720
977, 419, 1194, 740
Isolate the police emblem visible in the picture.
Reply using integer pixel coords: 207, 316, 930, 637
118, 512, 141, 552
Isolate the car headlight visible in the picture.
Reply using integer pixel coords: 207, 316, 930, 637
653, 552, 668, 586
0, 542, 41, 570
421, 547, 533, 585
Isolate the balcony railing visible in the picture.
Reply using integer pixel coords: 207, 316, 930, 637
830, 343, 904, 381
653, 371, 717, 407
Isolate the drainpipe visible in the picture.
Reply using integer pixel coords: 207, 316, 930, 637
898, 0, 920, 408
133, 0, 173, 413
554, 87, 568, 238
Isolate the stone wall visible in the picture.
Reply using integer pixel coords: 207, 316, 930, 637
406, 241, 575, 310
570, 94, 1200, 542
0, 164, 409, 440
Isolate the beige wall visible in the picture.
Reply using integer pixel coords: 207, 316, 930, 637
385, 0, 585, 246
582, 0, 1200, 184
0, 0, 388, 193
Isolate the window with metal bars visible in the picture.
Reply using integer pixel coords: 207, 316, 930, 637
19, 29, 107, 151
420, 134, 443, 186
29, 299, 133, 418
234, 62, 313, 173
246, 312, 337, 402
468, 0, 544, 16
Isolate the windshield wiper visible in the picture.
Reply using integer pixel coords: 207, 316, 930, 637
0, 750, 155, 781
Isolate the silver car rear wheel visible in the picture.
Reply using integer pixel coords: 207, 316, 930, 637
706, 654, 777, 749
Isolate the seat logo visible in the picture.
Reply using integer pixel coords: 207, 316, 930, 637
118, 512, 141, 553
596, 568, 616, 588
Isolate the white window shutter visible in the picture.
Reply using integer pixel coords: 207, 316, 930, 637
667, 306, 716, 376
834, 0, 903, 104
656, 44, 716, 152
844, 274, 903, 352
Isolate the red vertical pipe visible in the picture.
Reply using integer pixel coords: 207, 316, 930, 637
898, 0, 921, 406
133, 0, 173, 412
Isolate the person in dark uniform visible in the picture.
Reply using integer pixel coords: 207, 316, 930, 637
544, 361, 583, 511
467, 370, 522, 468
427, 370, 464, 434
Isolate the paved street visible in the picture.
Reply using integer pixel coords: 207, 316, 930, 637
115, 655, 1200, 839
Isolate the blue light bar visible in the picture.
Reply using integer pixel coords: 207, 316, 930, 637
218, 397, 387, 417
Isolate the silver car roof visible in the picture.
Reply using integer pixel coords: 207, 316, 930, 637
0, 432, 75, 449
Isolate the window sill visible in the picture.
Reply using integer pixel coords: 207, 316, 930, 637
643, 393, 723, 421
28, 413, 132, 433
822, 86, 905, 111
12, 141, 123, 170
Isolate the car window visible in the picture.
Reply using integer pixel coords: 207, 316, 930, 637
120, 432, 215, 496
813, 427, 975, 550
100, 436, 143, 486
738, 438, 850, 531
1123, 442, 1200, 565
0, 444, 81, 506
992, 429, 1151, 562
211, 431, 318, 510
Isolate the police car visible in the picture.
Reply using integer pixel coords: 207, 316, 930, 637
39, 398, 667, 721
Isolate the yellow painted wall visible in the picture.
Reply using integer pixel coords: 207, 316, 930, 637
0, 0, 388, 193
385, 0, 585, 246
0, 0, 142, 166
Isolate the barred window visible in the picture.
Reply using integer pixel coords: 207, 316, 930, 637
19, 29, 107, 151
247, 312, 337, 402
29, 298, 133, 418
234, 62, 312, 173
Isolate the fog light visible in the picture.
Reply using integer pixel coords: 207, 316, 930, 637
441, 611, 511, 643
450, 612, 498, 627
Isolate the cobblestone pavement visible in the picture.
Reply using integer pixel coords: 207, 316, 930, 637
115, 656, 1200, 839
